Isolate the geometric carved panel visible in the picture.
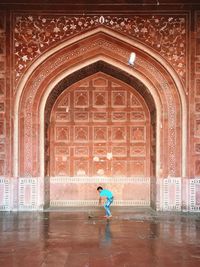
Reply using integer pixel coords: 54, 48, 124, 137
0, 159, 4, 175
129, 160, 145, 177
93, 91, 108, 107
195, 160, 200, 176
112, 146, 127, 157
111, 112, 127, 121
130, 111, 145, 121
58, 95, 69, 108
55, 146, 70, 156
112, 91, 127, 107
0, 62, 4, 72
196, 39, 200, 56
195, 120, 200, 136
56, 127, 70, 142
195, 143, 200, 154
55, 156, 69, 176
93, 161, 108, 176
74, 91, 89, 107
0, 121, 4, 136
92, 112, 108, 122
0, 143, 4, 153
74, 111, 89, 122
0, 78, 5, 95
130, 95, 141, 107
0, 102, 5, 112
130, 145, 146, 157
74, 127, 89, 142
93, 127, 107, 142
93, 77, 108, 87
74, 160, 89, 176
111, 126, 126, 142
195, 103, 200, 113
112, 161, 127, 177
0, 36, 5, 55
196, 63, 200, 74
55, 112, 70, 122
93, 146, 107, 157
130, 127, 145, 142
195, 79, 200, 96
74, 146, 89, 157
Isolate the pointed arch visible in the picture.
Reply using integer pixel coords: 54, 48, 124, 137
13, 26, 187, 184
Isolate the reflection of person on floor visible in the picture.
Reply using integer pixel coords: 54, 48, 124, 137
99, 221, 112, 247
97, 186, 114, 219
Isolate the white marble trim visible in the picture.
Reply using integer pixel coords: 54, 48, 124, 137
50, 199, 150, 207
50, 176, 150, 184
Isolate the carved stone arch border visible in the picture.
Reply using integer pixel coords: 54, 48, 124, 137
14, 27, 187, 181
40, 56, 161, 177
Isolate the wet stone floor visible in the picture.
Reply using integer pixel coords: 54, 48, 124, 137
0, 208, 200, 267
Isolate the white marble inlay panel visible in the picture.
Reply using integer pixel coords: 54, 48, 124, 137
50, 176, 150, 184
163, 177, 181, 211
50, 199, 150, 207
189, 179, 200, 211
19, 178, 38, 210
0, 178, 10, 210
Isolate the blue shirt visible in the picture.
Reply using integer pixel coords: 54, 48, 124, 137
100, 189, 113, 199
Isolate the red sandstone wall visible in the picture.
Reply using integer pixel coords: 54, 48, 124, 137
0, 1, 200, 211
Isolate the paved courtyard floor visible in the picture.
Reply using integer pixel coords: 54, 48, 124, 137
0, 207, 200, 267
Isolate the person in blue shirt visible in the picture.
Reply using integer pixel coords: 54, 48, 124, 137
97, 186, 114, 218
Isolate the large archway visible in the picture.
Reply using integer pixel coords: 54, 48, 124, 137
14, 28, 186, 210
45, 68, 155, 206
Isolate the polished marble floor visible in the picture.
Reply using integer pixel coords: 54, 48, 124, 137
0, 208, 200, 267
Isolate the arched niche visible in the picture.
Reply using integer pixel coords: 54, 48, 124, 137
46, 70, 154, 178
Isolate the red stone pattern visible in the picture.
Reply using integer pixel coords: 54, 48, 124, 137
13, 14, 187, 86
49, 73, 150, 178
194, 12, 200, 178
0, 12, 6, 177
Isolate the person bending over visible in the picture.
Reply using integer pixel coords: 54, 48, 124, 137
97, 186, 114, 218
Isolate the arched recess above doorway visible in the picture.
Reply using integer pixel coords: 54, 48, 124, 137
45, 61, 156, 127
47, 71, 153, 207
46, 70, 153, 178
44, 59, 157, 180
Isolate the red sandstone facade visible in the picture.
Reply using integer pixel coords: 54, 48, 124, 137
0, 0, 200, 211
